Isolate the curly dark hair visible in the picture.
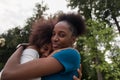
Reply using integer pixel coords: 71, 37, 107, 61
29, 19, 54, 48
57, 13, 86, 37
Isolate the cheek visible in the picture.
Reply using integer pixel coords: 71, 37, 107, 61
51, 36, 54, 42
60, 38, 72, 47
47, 45, 52, 52
39, 49, 44, 54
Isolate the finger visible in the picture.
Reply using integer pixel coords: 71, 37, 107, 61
77, 68, 82, 79
73, 75, 80, 80
77, 68, 80, 74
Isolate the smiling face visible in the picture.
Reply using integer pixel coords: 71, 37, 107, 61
51, 21, 76, 50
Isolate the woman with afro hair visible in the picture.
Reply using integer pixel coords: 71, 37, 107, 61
1, 12, 86, 80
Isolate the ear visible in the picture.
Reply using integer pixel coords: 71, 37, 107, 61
71, 36, 76, 44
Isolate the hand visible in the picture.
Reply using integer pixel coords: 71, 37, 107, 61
73, 75, 80, 80
73, 69, 82, 80
73, 65, 82, 80
16, 43, 29, 49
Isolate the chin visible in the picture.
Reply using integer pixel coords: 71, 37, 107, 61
53, 47, 60, 51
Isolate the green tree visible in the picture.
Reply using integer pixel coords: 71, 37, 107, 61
67, 0, 120, 33
77, 19, 119, 80
0, 27, 21, 70
0, 2, 48, 70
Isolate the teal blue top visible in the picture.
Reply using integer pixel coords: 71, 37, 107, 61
42, 48, 81, 80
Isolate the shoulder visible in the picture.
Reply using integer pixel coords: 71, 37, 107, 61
22, 48, 39, 57
52, 48, 80, 62
52, 48, 80, 72
53, 48, 80, 56
23, 48, 38, 54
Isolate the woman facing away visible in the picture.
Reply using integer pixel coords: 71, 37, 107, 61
20, 20, 53, 80
1, 12, 86, 80
0, 19, 53, 80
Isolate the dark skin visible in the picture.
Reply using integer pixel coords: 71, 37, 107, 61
1, 21, 82, 80
73, 65, 82, 80
17, 43, 82, 80
51, 21, 82, 80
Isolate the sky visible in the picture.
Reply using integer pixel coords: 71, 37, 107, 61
0, 0, 77, 34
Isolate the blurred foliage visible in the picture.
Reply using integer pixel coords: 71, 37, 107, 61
77, 19, 120, 80
67, 0, 120, 33
0, 2, 48, 70
67, 0, 120, 79
0, 1, 120, 80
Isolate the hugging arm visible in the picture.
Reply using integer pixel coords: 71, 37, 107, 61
1, 47, 63, 80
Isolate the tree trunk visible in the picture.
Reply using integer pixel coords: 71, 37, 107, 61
95, 56, 103, 80
97, 69, 103, 80
112, 15, 120, 34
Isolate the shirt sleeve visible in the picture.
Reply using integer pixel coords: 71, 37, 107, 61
52, 48, 81, 73
20, 48, 39, 64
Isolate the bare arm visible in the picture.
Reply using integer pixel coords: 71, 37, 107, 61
1, 46, 63, 80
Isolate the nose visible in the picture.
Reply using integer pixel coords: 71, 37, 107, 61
52, 34, 59, 42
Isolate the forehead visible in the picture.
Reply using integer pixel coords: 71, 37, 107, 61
54, 21, 71, 32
